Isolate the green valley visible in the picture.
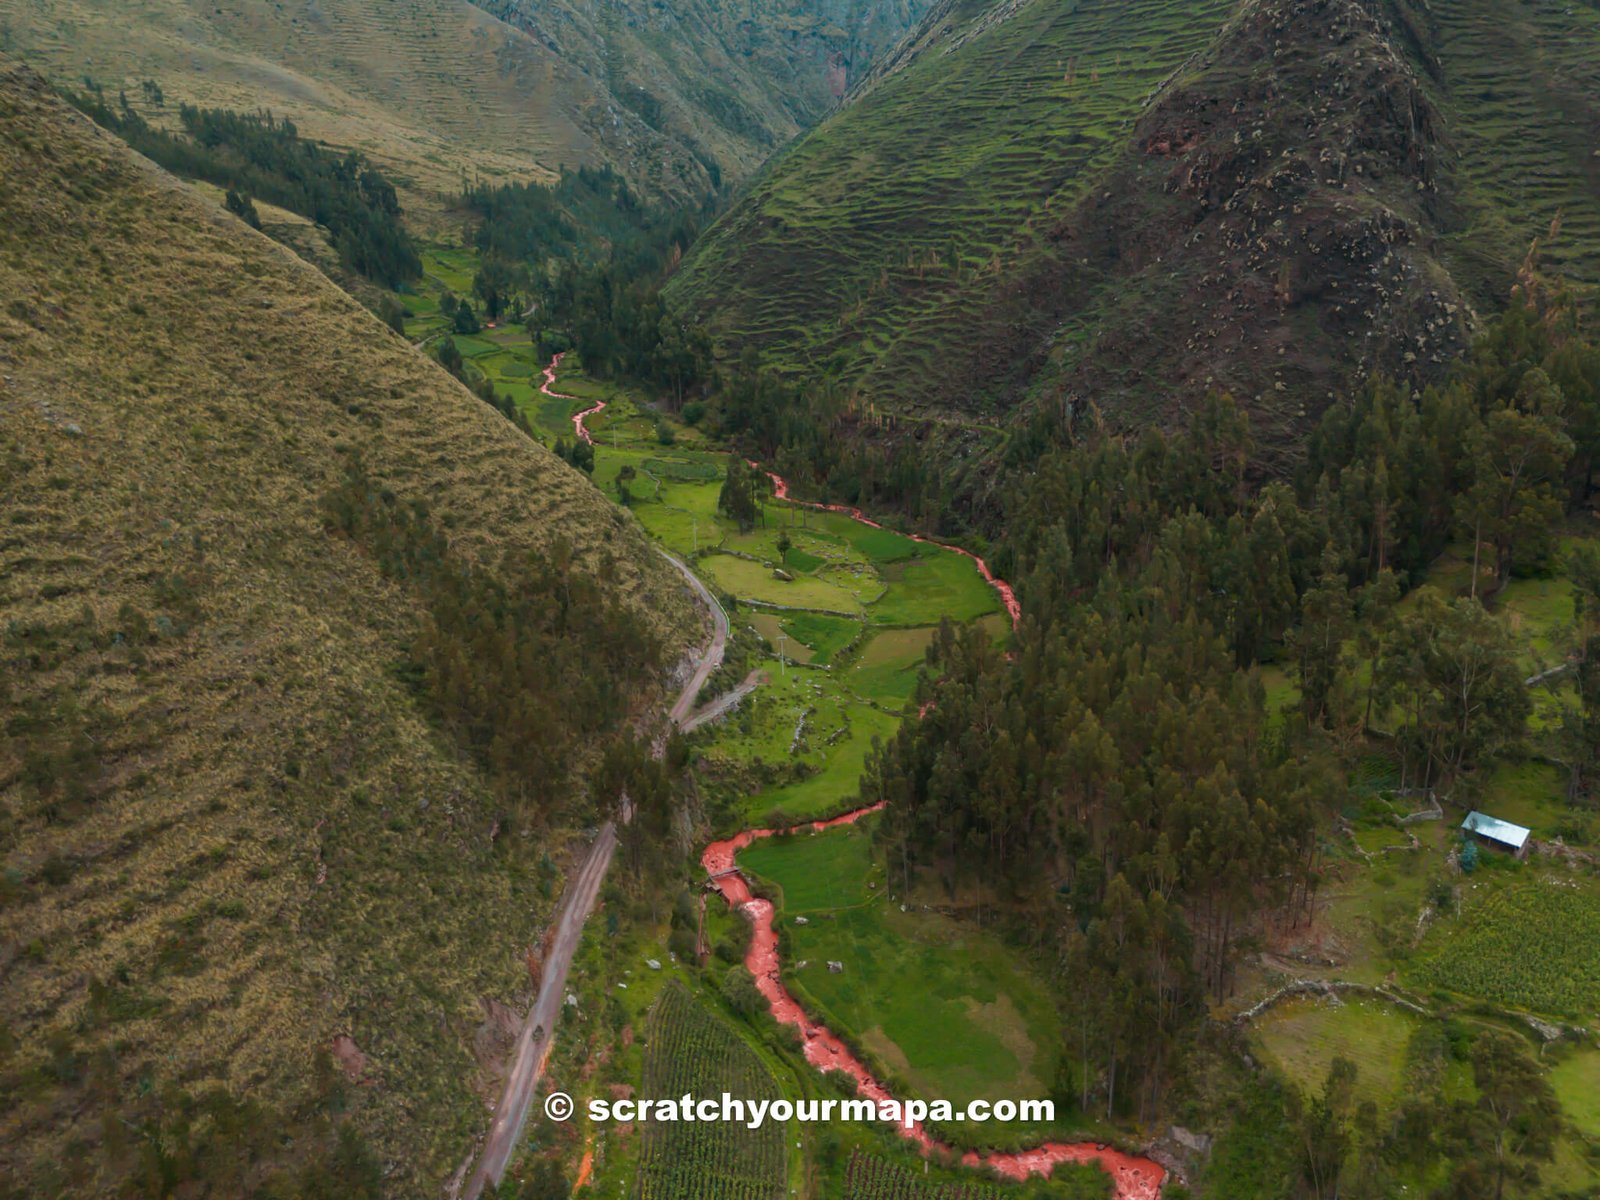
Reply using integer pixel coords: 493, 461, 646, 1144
6, 0, 1600, 1196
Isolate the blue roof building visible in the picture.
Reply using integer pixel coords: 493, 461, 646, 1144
1460, 811, 1531, 858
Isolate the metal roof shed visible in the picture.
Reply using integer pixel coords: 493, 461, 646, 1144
1460, 811, 1532, 857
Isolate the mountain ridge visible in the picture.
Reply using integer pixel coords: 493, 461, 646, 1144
669, 0, 1600, 458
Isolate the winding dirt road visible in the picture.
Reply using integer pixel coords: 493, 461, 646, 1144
659, 550, 730, 729
458, 545, 727, 1199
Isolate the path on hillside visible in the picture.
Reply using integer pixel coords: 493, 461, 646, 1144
681, 667, 764, 733
703, 809, 1167, 1200
458, 544, 727, 1199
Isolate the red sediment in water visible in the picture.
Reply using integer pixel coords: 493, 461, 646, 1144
543, 351, 604, 446
700, 806, 1165, 1200
544, 353, 1018, 627
558, 355, 1143, 1189
744, 461, 1021, 629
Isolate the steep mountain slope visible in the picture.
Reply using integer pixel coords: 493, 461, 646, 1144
669, 0, 1600, 454
0, 62, 693, 1196
0, 0, 931, 218
476, 0, 934, 182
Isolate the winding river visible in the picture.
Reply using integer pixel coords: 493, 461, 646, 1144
559, 356, 1165, 1199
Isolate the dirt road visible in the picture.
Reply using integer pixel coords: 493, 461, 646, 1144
462, 821, 617, 1199
458, 549, 726, 1199
659, 549, 729, 729
681, 667, 763, 733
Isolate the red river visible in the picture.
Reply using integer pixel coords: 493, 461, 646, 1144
700, 809, 1164, 1200
558, 356, 1160, 1195
547, 350, 1017, 626
541, 351, 606, 444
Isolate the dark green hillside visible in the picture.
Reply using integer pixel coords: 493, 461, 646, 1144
1416, 0, 1600, 294
670, 0, 1600, 455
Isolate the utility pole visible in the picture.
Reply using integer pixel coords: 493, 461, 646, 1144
776, 633, 787, 677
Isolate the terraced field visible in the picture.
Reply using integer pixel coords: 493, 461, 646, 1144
1419, 0, 1600, 295
673, 0, 1600, 456
669, 0, 1237, 414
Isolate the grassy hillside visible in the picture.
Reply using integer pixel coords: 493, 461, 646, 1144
0, 62, 694, 1197
670, 0, 1600, 456
0, 0, 615, 221
0, 0, 933, 219
477, 0, 935, 183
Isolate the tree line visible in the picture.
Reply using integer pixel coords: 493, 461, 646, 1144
322, 463, 662, 826
66, 85, 419, 285
858, 293, 1600, 1126
455, 168, 718, 407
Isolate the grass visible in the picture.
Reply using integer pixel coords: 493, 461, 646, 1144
1550, 1047, 1600, 1141
848, 627, 936, 705
779, 612, 862, 664
703, 552, 869, 611
0, 70, 696, 1196
869, 553, 1000, 625
1476, 759, 1594, 845
785, 903, 1059, 1118
1252, 996, 1424, 1106
740, 822, 879, 911
740, 825, 1061, 1122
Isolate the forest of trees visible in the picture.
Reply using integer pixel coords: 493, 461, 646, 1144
322, 464, 661, 824
67, 86, 419, 285
460, 169, 717, 408
859, 294, 1600, 1128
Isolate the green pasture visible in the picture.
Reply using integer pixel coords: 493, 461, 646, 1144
1252, 996, 1425, 1107
782, 901, 1060, 1116
869, 552, 999, 625
780, 611, 862, 664
1551, 1046, 1600, 1140
847, 627, 935, 705
740, 821, 879, 912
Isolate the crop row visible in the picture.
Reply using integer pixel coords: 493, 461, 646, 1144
843, 1150, 999, 1200
633, 983, 786, 1200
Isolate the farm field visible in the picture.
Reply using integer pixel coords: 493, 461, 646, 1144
633, 983, 787, 1200
1409, 873, 1600, 1020
393, 270, 1077, 1186
740, 824, 1062, 1122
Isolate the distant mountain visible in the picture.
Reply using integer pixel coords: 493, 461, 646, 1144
0, 60, 692, 1196
474, 0, 934, 183
669, 0, 1600, 459
0, 0, 931, 218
